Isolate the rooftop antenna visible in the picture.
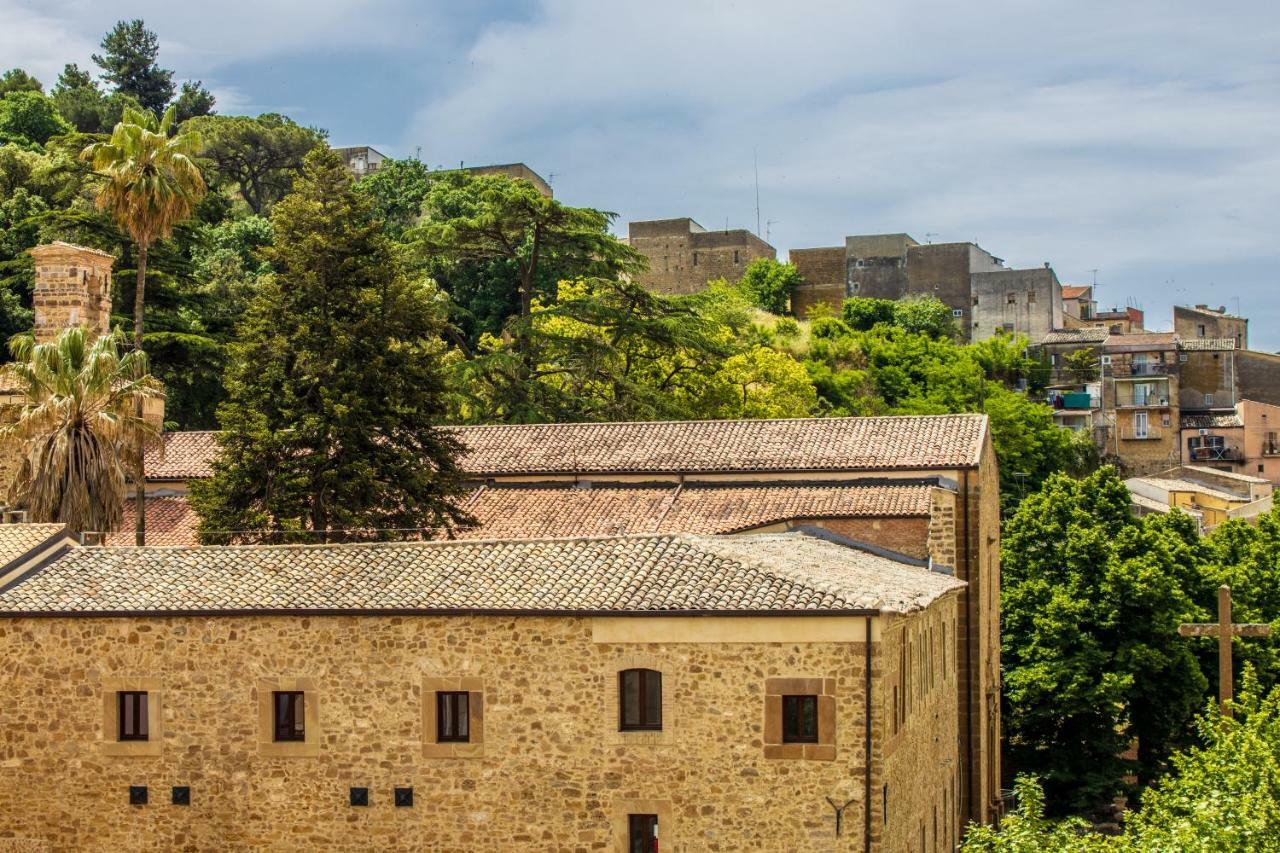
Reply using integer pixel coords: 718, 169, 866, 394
1089, 268, 1099, 287
547, 171, 557, 187
753, 149, 761, 237
766, 219, 779, 243
414, 145, 422, 161
924, 232, 938, 244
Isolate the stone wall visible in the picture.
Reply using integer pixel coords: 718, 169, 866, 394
1238, 351, 1280, 408
904, 244, 1001, 342
1174, 306, 1247, 350
0, 610, 955, 850
969, 268, 1063, 343
1178, 350, 1236, 411
29, 243, 114, 344
628, 219, 775, 296
790, 247, 847, 317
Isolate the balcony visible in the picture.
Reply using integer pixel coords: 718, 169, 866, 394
1115, 392, 1171, 408
1109, 363, 1173, 378
1121, 427, 1164, 441
1263, 442, 1280, 457
1188, 446, 1243, 463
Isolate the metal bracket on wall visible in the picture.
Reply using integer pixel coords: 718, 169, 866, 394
826, 796, 857, 837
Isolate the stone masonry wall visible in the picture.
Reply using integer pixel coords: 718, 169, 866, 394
0, 612, 948, 851
790, 247, 847, 317
878, 596, 962, 853
629, 221, 775, 296
29, 243, 114, 344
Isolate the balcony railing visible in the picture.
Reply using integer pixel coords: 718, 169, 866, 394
1121, 427, 1164, 441
1115, 392, 1171, 408
1263, 443, 1280, 457
1189, 446, 1243, 463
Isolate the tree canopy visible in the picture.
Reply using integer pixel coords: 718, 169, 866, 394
92, 19, 175, 114
184, 113, 325, 215
736, 256, 801, 314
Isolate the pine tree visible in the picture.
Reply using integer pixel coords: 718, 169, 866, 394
189, 148, 472, 542
92, 20, 175, 114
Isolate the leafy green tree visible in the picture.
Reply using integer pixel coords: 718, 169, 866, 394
93, 19, 175, 114
961, 777, 1101, 852
894, 294, 957, 337
0, 69, 43, 96
82, 105, 206, 543
1064, 346, 1100, 384
183, 114, 324, 214
416, 170, 645, 354
1001, 467, 1207, 813
354, 156, 431, 238
0, 92, 71, 146
713, 345, 817, 418
736, 257, 801, 314
0, 327, 161, 534
50, 64, 108, 132
171, 81, 215, 123
841, 297, 897, 330
189, 149, 471, 541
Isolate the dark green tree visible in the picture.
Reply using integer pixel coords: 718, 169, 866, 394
353, 156, 431, 239
841, 296, 897, 330
188, 149, 471, 541
184, 114, 325, 214
0, 69, 43, 96
171, 81, 215, 123
1001, 467, 1207, 814
93, 19, 175, 114
736, 257, 801, 314
50, 64, 107, 132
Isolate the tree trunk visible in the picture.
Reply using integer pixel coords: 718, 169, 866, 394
133, 246, 147, 547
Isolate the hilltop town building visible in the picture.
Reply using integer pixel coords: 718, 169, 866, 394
1127, 464, 1272, 531
332, 147, 553, 196
1175, 304, 1248, 350
332, 145, 387, 176
0, 523, 965, 851
626, 218, 776, 296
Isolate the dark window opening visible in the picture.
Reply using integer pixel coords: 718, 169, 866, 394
437, 691, 470, 742
272, 691, 305, 742
619, 668, 662, 731
782, 694, 819, 743
692, 252, 699, 266
733, 249, 740, 264
118, 691, 148, 741
628, 813, 658, 853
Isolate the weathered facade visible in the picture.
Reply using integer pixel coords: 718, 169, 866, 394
0, 529, 963, 851
463, 163, 553, 197
969, 266, 1063, 343
626, 218, 775, 296
28, 242, 114, 343
1174, 304, 1247, 350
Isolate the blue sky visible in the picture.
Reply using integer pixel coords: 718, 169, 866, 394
5, 0, 1279, 349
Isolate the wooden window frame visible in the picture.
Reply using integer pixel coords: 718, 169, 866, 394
422, 677, 485, 758
117, 691, 149, 742
272, 691, 306, 742
618, 668, 663, 732
436, 691, 470, 743
102, 677, 162, 757
781, 694, 819, 743
612, 799, 672, 852
764, 677, 836, 760
257, 677, 319, 757
628, 813, 659, 853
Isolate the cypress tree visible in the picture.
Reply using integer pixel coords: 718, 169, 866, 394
190, 148, 471, 542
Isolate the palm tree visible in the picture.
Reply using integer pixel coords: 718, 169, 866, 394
0, 328, 163, 535
82, 105, 205, 544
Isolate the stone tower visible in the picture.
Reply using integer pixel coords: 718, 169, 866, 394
28, 242, 115, 343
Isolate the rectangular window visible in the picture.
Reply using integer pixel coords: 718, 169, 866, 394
118, 691, 148, 741
272, 691, 305, 742
733, 249, 740, 264
1007, 293, 1016, 304
1134, 411, 1150, 439
1204, 394, 1214, 406
692, 252, 698, 266
628, 813, 658, 853
619, 669, 662, 731
436, 691, 470, 742
951, 308, 964, 318
782, 695, 819, 743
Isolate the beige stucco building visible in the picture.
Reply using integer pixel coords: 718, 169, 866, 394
0, 525, 964, 852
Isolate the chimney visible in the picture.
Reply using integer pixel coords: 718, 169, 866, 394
1043, 262, 1050, 269
28, 242, 115, 343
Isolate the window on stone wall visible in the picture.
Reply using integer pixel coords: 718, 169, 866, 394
628, 813, 658, 853
782, 695, 819, 743
436, 691, 470, 742
117, 691, 148, 741
733, 249, 740, 264
272, 691, 305, 742
692, 252, 698, 266
1007, 293, 1017, 304
619, 669, 662, 731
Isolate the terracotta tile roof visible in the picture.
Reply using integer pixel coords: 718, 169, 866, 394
1105, 332, 1176, 352
145, 431, 219, 479
107, 497, 200, 546
1041, 328, 1109, 345
145, 416, 989, 482
454, 482, 935, 540
1176, 338, 1237, 351
0, 523, 68, 566
0, 532, 963, 616
1061, 285, 1092, 299
453, 416, 987, 476
1180, 413, 1243, 429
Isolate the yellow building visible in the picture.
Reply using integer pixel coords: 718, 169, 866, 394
1127, 464, 1273, 531
0, 525, 963, 852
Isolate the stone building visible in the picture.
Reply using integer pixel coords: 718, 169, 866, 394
0, 524, 964, 851
1174, 304, 1248, 350
1060, 285, 1096, 323
626, 218, 776, 296
332, 145, 387, 176
28, 242, 114, 343
1180, 399, 1280, 485
789, 233, 1059, 341
120, 413, 1004, 828
1127, 464, 1272, 531
462, 163, 553, 197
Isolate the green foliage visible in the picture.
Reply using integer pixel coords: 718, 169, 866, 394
0, 69, 43, 96
1001, 467, 1208, 813
183, 113, 325, 215
841, 296, 897, 330
736, 257, 801, 314
171, 81, 215, 123
0, 92, 72, 146
189, 149, 471, 540
961, 777, 1099, 852
894, 294, 958, 337
1064, 346, 1101, 383
93, 19, 175, 114
354, 156, 432, 239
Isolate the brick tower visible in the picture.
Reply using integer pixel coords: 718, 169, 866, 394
28, 242, 115, 343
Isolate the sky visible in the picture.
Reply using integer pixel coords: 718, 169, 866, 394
5, 0, 1279, 349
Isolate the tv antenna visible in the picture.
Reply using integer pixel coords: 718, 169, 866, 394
766, 219, 779, 243
924, 232, 938, 244
753, 149, 761, 237
1089, 268, 1099, 287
